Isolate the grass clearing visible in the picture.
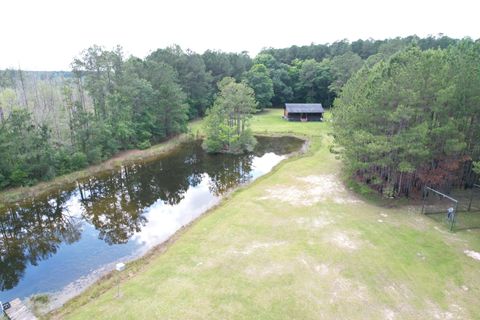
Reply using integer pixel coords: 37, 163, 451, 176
53, 109, 480, 319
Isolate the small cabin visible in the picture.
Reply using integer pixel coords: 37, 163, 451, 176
284, 103, 324, 121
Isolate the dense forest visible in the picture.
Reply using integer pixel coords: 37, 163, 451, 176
333, 39, 480, 197
0, 35, 475, 191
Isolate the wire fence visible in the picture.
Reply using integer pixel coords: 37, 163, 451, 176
422, 185, 480, 232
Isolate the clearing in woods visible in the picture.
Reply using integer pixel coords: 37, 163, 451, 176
54, 109, 480, 319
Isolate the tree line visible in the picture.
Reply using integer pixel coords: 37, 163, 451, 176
333, 39, 480, 197
0, 35, 470, 190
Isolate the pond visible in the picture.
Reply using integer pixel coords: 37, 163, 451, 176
0, 136, 304, 305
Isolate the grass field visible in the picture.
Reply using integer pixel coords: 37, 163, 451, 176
53, 109, 480, 319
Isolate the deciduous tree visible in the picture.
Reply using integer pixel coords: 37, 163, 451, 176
243, 64, 274, 110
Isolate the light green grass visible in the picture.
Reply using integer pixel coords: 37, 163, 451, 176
53, 109, 480, 319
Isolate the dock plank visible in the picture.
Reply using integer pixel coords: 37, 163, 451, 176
4, 299, 37, 320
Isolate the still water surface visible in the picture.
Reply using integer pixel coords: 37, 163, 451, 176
0, 136, 303, 303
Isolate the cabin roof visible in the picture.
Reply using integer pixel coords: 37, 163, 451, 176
285, 103, 324, 113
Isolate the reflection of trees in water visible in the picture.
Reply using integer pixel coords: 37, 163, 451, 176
78, 168, 148, 245
253, 136, 304, 157
0, 137, 299, 292
0, 189, 80, 291
203, 153, 254, 195
75, 142, 204, 244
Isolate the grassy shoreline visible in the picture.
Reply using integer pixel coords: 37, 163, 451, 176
24, 110, 480, 319
48, 131, 310, 319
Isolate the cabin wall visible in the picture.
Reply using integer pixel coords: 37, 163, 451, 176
285, 112, 323, 121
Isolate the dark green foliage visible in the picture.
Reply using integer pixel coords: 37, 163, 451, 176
329, 51, 364, 95
297, 59, 333, 105
203, 78, 257, 154
259, 35, 461, 107
252, 54, 293, 106
147, 46, 214, 118
137, 140, 151, 150
71, 46, 189, 150
202, 50, 252, 83
333, 41, 480, 197
243, 64, 274, 110
0, 45, 191, 189
261, 35, 459, 64
0, 109, 55, 187
0, 36, 475, 191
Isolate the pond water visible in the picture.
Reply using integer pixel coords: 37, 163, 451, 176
0, 136, 303, 304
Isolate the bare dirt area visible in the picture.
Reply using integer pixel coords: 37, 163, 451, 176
260, 174, 361, 206
464, 249, 480, 261
230, 241, 288, 256
328, 231, 360, 250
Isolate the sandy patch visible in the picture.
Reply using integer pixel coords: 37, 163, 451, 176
416, 252, 426, 260
298, 256, 331, 276
329, 276, 369, 304
383, 284, 467, 319
261, 174, 360, 206
384, 283, 414, 300
300, 256, 369, 304
432, 227, 468, 244
434, 226, 449, 234
384, 308, 396, 320
302, 174, 361, 204
295, 215, 332, 229
425, 300, 463, 320
262, 186, 316, 206
231, 241, 287, 256
406, 206, 418, 214
300, 174, 340, 188
329, 232, 359, 250
244, 263, 288, 277
314, 264, 330, 276
464, 250, 480, 261
246, 255, 315, 279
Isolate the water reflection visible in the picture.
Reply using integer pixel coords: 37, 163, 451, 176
132, 175, 220, 250
0, 190, 81, 291
0, 136, 303, 299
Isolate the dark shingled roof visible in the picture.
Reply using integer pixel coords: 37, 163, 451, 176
285, 103, 324, 113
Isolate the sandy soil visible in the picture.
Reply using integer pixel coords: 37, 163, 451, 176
260, 174, 361, 206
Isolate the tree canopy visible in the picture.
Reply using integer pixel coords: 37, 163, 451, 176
203, 78, 257, 154
0, 46, 191, 188
0, 35, 477, 191
333, 40, 480, 197
243, 64, 274, 110
147, 46, 213, 118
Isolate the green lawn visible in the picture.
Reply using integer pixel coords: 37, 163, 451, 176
54, 109, 480, 319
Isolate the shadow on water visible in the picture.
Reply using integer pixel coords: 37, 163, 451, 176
0, 136, 304, 300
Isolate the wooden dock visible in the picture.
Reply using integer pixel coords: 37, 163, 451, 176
4, 299, 37, 320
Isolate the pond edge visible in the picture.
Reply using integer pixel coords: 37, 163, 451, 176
47, 133, 310, 319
